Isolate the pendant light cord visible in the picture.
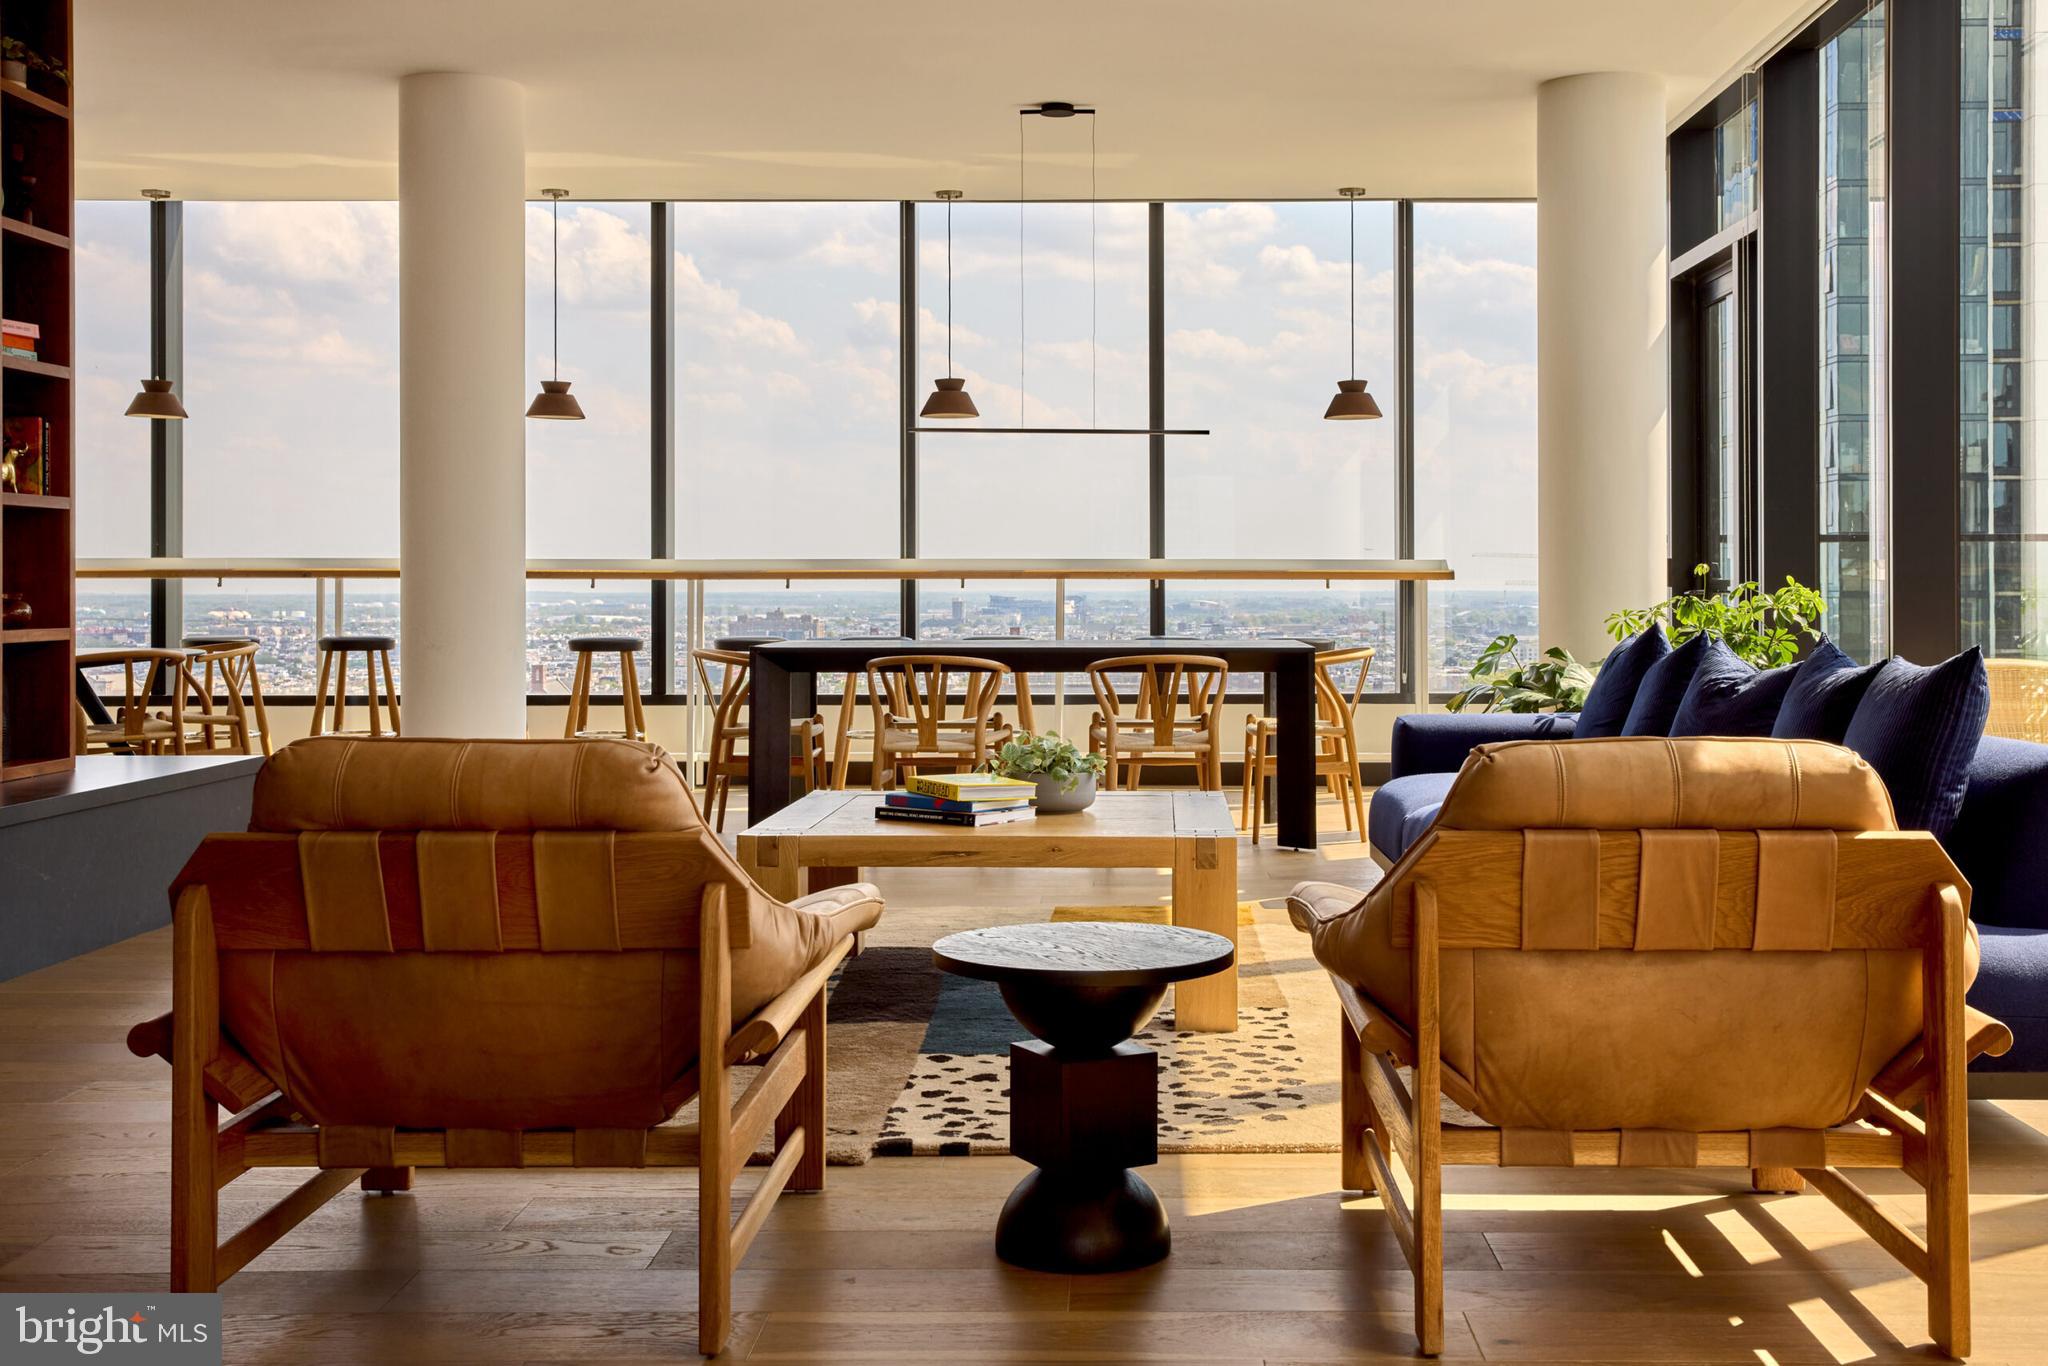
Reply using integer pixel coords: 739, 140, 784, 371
1348, 191, 1356, 381
1018, 112, 1027, 423
1090, 112, 1098, 427
946, 195, 954, 375
552, 194, 562, 381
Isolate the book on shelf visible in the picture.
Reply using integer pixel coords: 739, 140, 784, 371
874, 804, 1037, 827
1, 319, 41, 342
2, 345, 37, 360
903, 772, 1036, 801
884, 791, 1032, 814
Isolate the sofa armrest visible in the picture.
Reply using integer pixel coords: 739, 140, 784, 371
1389, 712, 1579, 779
1949, 736, 2048, 930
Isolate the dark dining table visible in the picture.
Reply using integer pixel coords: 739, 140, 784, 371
744, 636, 1326, 849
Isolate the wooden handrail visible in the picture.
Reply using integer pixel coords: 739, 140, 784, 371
76, 555, 1455, 583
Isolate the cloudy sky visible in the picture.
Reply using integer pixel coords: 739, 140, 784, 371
73, 194, 1533, 588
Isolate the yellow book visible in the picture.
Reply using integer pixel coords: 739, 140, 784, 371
904, 772, 1036, 801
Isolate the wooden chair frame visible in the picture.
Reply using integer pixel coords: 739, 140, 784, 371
1086, 654, 1228, 792
74, 648, 190, 755
179, 641, 268, 756
1243, 645, 1374, 842
692, 647, 826, 830
1315, 827, 2014, 1358
864, 654, 1014, 790
130, 876, 840, 1358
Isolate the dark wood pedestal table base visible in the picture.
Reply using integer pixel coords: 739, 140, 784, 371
932, 922, 1236, 1273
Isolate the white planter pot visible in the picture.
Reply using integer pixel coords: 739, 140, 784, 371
1031, 771, 1096, 814
2, 61, 28, 86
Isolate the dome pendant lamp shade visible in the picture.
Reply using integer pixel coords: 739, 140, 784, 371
921, 190, 978, 420
1324, 187, 1383, 423
527, 188, 586, 421
126, 378, 188, 420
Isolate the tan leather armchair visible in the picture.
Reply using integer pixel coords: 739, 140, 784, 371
1290, 736, 2012, 1359
126, 736, 882, 1357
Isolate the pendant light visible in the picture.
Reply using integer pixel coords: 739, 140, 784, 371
920, 190, 978, 419
125, 190, 189, 420
527, 189, 585, 420
1324, 187, 1383, 421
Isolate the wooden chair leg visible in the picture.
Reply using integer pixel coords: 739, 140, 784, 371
307, 648, 332, 737
566, 652, 590, 737
1347, 740, 1369, 834
1412, 883, 1445, 1358
1925, 883, 1972, 1359
170, 887, 219, 1293
777, 990, 828, 1194
698, 885, 734, 1357
1339, 1010, 1374, 1192
361, 1167, 414, 1193
248, 662, 274, 756
365, 648, 385, 738
384, 651, 401, 735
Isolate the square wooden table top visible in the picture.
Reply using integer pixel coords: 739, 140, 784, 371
736, 789, 1235, 869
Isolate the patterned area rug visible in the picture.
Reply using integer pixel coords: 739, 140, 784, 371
817, 897, 1350, 1160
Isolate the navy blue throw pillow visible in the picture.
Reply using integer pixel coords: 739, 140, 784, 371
1669, 639, 1798, 736
1840, 647, 1990, 838
1577, 624, 1671, 738
1771, 637, 1885, 743
1622, 632, 1715, 736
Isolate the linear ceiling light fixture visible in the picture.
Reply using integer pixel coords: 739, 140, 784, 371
527, 188, 586, 420
910, 101, 1206, 436
919, 190, 978, 419
125, 190, 189, 420
1324, 187, 1383, 421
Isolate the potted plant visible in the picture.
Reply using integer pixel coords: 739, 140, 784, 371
986, 730, 1107, 814
0, 38, 67, 90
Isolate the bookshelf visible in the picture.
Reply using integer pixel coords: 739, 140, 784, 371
0, 0, 72, 780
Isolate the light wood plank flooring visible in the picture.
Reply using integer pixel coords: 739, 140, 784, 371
2, 793, 2045, 1362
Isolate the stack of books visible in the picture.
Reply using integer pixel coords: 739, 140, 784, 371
1, 319, 38, 361
876, 773, 1037, 826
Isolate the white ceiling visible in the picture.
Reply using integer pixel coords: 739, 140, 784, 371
75, 0, 1813, 202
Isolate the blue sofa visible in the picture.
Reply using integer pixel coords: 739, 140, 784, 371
1371, 713, 2048, 1087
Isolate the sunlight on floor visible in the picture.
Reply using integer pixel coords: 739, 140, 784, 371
1786, 1297, 1876, 1364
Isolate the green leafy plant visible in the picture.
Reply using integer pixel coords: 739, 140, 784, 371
1605, 565, 1825, 668
1445, 635, 1594, 714
0, 38, 68, 85
984, 730, 1107, 793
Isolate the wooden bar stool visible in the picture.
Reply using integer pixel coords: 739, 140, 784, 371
309, 635, 401, 738
180, 635, 272, 755
564, 636, 648, 741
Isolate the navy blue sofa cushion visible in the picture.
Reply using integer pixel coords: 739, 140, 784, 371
1971, 925, 2048, 1074
1771, 638, 1885, 743
1947, 735, 2048, 931
1840, 648, 1990, 838
1369, 772, 1455, 862
1577, 625, 1669, 738
1388, 711, 1577, 780
1669, 640, 1798, 737
1622, 632, 1714, 736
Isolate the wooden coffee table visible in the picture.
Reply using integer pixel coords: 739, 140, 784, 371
736, 790, 1242, 1030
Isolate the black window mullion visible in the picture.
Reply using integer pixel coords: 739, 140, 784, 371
1148, 201, 1166, 634
149, 199, 184, 653
899, 200, 918, 637
649, 201, 677, 695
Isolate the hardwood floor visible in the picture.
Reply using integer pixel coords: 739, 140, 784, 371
3, 793, 2045, 1362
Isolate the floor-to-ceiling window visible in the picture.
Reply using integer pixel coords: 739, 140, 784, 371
673, 202, 903, 665
1819, 5, 1889, 660
1961, 0, 2046, 656
72, 201, 152, 653
524, 200, 653, 694
1412, 201, 1539, 690
180, 202, 401, 688
1163, 201, 1400, 692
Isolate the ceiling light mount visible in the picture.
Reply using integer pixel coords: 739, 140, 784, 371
1023, 101, 1094, 118
1325, 187, 1383, 422
528, 188, 586, 420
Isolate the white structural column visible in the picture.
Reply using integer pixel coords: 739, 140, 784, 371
1536, 73, 1670, 660
398, 73, 528, 735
